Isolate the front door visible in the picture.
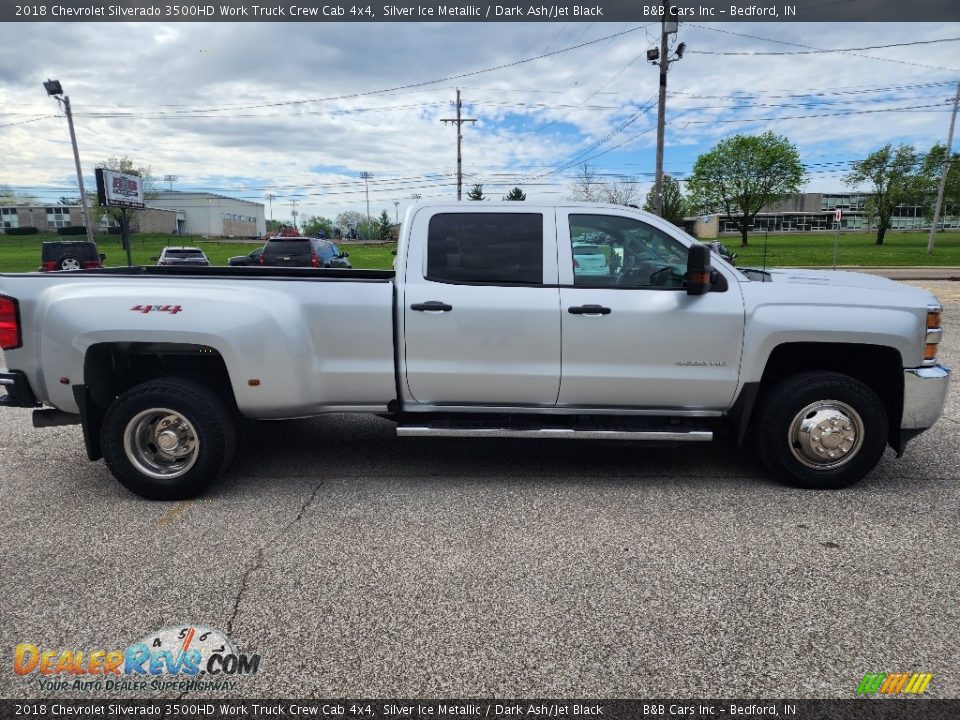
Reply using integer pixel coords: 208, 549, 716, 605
557, 210, 745, 410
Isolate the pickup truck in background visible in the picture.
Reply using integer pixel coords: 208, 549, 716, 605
0, 203, 950, 499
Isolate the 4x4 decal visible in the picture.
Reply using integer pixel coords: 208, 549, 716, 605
131, 305, 182, 315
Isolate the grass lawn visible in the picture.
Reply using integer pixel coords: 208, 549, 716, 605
725, 230, 960, 267
0, 233, 399, 273
1, 230, 957, 274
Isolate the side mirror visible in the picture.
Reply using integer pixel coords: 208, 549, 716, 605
99, 253, 106, 262
686, 244, 713, 296
342, 252, 350, 258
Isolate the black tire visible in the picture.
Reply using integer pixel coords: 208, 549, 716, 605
101, 378, 237, 500
755, 371, 888, 489
58, 254, 82, 271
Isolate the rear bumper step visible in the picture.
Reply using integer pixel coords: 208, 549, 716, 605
397, 426, 713, 441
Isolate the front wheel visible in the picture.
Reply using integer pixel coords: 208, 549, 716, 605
755, 371, 888, 489
101, 378, 237, 500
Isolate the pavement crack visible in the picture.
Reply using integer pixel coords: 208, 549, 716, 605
226, 479, 325, 635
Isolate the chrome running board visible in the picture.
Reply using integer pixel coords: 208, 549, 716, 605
396, 426, 713, 441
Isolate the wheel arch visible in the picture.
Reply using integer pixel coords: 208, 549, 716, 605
732, 341, 904, 452
76, 342, 237, 461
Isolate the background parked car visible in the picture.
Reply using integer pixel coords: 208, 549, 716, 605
227, 246, 265, 266
39, 241, 104, 272
572, 242, 609, 276
154, 247, 211, 267
260, 237, 352, 268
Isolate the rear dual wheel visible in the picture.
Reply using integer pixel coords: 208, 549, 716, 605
756, 371, 888, 489
101, 378, 236, 500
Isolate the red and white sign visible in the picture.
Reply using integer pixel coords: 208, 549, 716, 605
96, 168, 145, 209
835, 209, 842, 222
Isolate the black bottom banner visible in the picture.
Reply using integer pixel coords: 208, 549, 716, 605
0, 700, 958, 720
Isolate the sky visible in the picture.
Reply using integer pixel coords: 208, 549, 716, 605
0, 20, 958, 226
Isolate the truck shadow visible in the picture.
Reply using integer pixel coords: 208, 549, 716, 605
226, 414, 773, 488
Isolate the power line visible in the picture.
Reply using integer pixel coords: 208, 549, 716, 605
686, 23, 960, 72
690, 37, 960, 56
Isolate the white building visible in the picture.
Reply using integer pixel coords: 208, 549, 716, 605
149, 191, 266, 238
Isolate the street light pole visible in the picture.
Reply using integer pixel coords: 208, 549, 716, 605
45, 81, 96, 244
359, 171, 372, 233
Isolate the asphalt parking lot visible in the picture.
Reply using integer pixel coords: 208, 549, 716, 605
0, 281, 957, 700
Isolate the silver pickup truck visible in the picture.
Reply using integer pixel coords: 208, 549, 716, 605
0, 203, 950, 499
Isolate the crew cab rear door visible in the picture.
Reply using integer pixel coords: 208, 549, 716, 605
556, 209, 745, 410
401, 207, 561, 407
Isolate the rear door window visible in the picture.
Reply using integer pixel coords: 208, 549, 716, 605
426, 213, 543, 285
264, 239, 312, 262
165, 249, 204, 258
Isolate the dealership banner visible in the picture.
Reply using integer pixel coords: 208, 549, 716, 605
0, 700, 957, 719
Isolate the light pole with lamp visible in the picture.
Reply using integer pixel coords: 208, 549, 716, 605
43, 79, 96, 244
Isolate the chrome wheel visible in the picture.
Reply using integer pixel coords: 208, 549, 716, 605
60, 257, 81, 271
123, 408, 199, 480
788, 400, 864, 470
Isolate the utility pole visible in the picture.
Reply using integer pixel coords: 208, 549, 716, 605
927, 80, 960, 255
652, 6, 683, 217
359, 171, 373, 234
290, 199, 300, 231
265, 193, 276, 225
441, 89, 477, 201
393, 200, 400, 223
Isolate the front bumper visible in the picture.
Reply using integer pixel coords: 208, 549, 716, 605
0, 369, 40, 408
902, 365, 951, 430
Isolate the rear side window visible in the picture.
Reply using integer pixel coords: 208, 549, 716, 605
427, 213, 543, 285
165, 249, 204, 258
43, 242, 97, 260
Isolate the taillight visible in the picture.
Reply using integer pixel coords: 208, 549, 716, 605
0, 295, 21, 350
311, 253, 320, 268
924, 306, 943, 362
83, 260, 99, 269
41, 261, 57, 272
258, 254, 265, 266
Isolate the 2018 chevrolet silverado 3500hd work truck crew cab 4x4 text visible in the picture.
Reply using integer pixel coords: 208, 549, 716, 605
0, 203, 950, 499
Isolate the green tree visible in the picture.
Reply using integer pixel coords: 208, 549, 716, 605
301, 215, 336, 238
265, 219, 284, 234
844, 144, 922, 245
503, 187, 526, 201
920, 143, 960, 231
643, 175, 688, 228
377, 209, 392, 240
336, 210, 367, 239
686, 131, 805, 247
467, 184, 485, 201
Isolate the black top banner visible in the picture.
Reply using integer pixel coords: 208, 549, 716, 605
4, 0, 960, 23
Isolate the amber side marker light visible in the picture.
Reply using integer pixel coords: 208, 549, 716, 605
924, 307, 943, 361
